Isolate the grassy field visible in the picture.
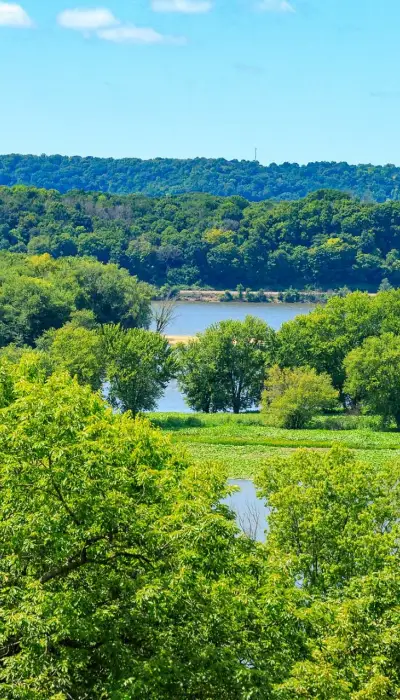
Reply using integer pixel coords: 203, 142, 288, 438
148, 412, 400, 479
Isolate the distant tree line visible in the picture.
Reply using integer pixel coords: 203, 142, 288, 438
3, 186, 400, 289
2, 154, 400, 201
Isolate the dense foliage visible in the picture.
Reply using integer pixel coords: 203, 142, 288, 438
1, 365, 294, 699
177, 317, 275, 413
4, 186, 400, 289
2, 361, 400, 697
2, 154, 400, 202
262, 365, 338, 428
276, 289, 400, 391
344, 332, 400, 427
0, 253, 152, 347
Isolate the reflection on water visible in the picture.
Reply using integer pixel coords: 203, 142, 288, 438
222, 479, 269, 543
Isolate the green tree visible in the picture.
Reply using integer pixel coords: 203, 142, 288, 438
0, 366, 303, 699
37, 322, 105, 391
257, 446, 400, 594
177, 316, 275, 413
258, 447, 400, 698
262, 365, 338, 428
104, 325, 176, 414
0, 275, 72, 347
344, 332, 400, 427
73, 260, 153, 329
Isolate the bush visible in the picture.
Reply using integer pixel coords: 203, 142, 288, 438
262, 365, 339, 429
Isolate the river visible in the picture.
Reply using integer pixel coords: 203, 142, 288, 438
152, 301, 316, 413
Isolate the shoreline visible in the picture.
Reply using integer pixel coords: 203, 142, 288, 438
172, 289, 326, 304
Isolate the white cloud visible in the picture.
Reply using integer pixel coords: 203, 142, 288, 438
151, 0, 212, 13
57, 7, 119, 30
0, 2, 33, 27
98, 25, 186, 44
58, 5, 186, 46
259, 0, 295, 12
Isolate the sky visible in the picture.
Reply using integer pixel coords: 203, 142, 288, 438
1, 0, 400, 165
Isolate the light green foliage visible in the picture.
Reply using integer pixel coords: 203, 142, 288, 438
258, 447, 400, 592
0, 365, 305, 699
177, 316, 275, 413
104, 324, 176, 414
258, 447, 400, 697
37, 322, 105, 391
277, 290, 400, 390
262, 365, 339, 429
345, 332, 400, 427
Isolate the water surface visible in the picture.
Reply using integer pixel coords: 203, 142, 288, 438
151, 301, 315, 335
223, 479, 269, 543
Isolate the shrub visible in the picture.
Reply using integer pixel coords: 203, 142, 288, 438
262, 364, 339, 429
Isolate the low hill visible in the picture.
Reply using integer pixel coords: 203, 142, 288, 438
1, 154, 400, 202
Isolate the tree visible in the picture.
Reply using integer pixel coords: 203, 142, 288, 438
73, 260, 153, 329
262, 365, 338, 428
257, 447, 400, 698
344, 332, 400, 427
152, 295, 178, 334
0, 275, 72, 347
0, 365, 304, 699
257, 445, 400, 593
104, 325, 176, 414
37, 322, 106, 391
177, 316, 275, 413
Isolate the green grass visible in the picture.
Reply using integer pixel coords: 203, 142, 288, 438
147, 412, 400, 480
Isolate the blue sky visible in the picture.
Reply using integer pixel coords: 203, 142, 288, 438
1, 0, 400, 164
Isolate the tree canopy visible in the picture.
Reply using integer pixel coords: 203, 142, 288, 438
177, 316, 275, 413
3, 185, 400, 289
2, 154, 400, 202
0, 253, 152, 348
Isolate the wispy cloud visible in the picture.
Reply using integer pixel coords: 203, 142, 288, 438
258, 0, 295, 12
152, 0, 212, 13
58, 6, 185, 45
0, 2, 33, 27
57, 8, 119, 30
98, 25, 186, 44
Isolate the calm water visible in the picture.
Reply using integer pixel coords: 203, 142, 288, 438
152, 301, 315, 412
223, 479, 269, 543
151, 301, 315, 335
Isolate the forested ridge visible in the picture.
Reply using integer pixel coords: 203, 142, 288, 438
2, 154, 400, 201
2, 185, 400, 288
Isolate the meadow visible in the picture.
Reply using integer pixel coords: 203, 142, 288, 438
148, 412, 400, 479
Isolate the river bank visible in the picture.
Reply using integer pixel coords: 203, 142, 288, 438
174, 289, 327, 303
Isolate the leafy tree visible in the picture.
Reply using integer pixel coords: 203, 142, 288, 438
177, 316, 275, 413
262, 365, 338, 428
104, 325, 176, 414
73, 260, 153, 329
0, 365, 304, 699
344, 332, 400, 427
37, 322, 105, 391
257, 447, 400, 697
0, 275, 72, 346
276, 290, 400, 392
257, 445, 400, 593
